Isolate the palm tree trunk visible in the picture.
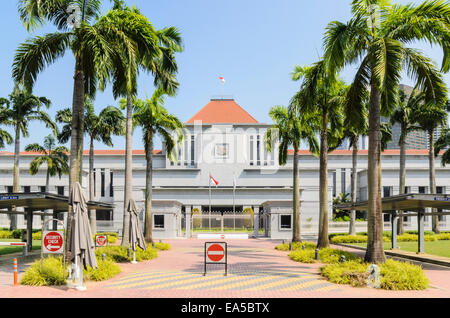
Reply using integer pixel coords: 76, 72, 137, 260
10, 124, 21, 230
429, 130, 439, 234
144, 130, 153, 243
349, 135, 358, 236
89, 136, 96, 234
364, 83, 386, 263
317, 109, 329, 248
292, 141, 301, 242
121, 95, 133, 247
66, 58, 85, 262
398, 133, 406, 235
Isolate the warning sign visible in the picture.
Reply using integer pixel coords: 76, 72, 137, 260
95, 235, 108, 247
43, 231, 64, 254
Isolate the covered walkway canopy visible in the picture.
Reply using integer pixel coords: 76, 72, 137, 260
335, 193, 450, 253
0, 192, 115, 251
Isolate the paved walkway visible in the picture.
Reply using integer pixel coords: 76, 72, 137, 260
0, 239, 449, 298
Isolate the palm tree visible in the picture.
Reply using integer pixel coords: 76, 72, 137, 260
265, 105, 319, 242
323, 0, 449, 263
290, 62, 346, 248
0, 84, 57, 230
435, 127, 450, 166
132, 89, 184, 242
25, 134, 69, 192
0, 103, 13, 150
412, 101, 448, 234
56, 98, 125, 233
102, 1, 183, 246
14, 0, 148, 249
389, 88, 422, 234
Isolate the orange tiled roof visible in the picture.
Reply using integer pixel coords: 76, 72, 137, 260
186, 99, 259, 124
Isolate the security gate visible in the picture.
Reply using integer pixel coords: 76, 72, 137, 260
192, 210, 253, 233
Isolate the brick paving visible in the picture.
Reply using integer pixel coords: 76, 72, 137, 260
0, 238, 449, 298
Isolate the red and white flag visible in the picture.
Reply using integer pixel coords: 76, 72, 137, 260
219, 76, 226, 84
209, 174, 219, 187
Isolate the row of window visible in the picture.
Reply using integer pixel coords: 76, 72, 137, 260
6, 185, 65, 196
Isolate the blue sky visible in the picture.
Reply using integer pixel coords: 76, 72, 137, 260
0, 0, 448, 152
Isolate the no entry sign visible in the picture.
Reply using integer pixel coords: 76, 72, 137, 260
206, 243, 226, 262
95, 235, 108, 247
43, 231, 64, 254
204, 242, 227, 276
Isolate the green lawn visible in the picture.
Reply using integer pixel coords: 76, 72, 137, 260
349, 241, 450, 258
0, 239, 41, 256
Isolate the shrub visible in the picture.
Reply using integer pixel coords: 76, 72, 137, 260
135, 247, 158, 261
397, 233, 436, 242
318, 248, 359, 264
154, 242, 171, 251
331, 235, 368, 244
275, 241, 316, 251
0, 230, 13, 239
96, 245, 158, 262
330, 235, 390, 244
380, 260, 429, 290
32, 232, 42, 240
289, 249, 316, 263
320, 259, 429, 290
436, 233, 450, 240
405, 230, 435, 236
84, 259, 121, 281
320, 260, 367, 286
95, 246, 129, 263
21, 256, 66, 286
12, 230, 22, 239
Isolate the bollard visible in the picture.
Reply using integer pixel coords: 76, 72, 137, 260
127, 248, 131, 258
339, 255, 346, 263
102, 253, 106, 261
152, 241, 155, 248
301, 245, 305, 250
289, 242, 292, 251
13, 258, 18, 286
315, 248, 319, 260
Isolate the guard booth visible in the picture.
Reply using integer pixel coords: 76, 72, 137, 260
0, 192, 114, 252
335, 193, 450, 253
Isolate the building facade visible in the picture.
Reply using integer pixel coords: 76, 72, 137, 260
0, 98, 449, 238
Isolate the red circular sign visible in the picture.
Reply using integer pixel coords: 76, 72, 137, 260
207, 244, 225, 262
43, 231, 63, 252
96, 235, 107, 247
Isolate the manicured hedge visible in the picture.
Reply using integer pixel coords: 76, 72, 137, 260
95, 245, 158, 263
275, 241, 317, 251
288, 247, 358, 264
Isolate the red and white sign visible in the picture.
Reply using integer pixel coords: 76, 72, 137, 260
95, 235, 108, 247
43, 231, 64, 254
206, 242, 226, 263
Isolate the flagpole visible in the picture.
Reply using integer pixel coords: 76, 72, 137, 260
233, 173, 236, 231
209, 172, 211, 230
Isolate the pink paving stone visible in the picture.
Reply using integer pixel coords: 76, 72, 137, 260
0, 238, 448, 298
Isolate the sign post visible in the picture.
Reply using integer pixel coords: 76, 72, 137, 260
41, 219, 66, 278
204, 242, 227, 276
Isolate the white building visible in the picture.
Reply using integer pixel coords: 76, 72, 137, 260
0, 98, 449, 238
